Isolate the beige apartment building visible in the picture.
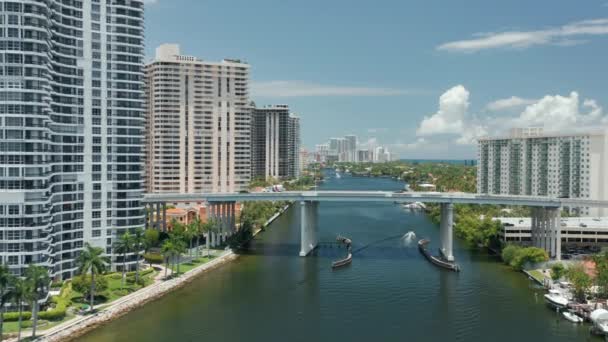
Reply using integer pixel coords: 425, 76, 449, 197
145, 44, 251, 193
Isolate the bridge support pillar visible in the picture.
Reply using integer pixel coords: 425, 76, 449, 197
439, 203, 454, 262
300, 201, 319, 256
532, 207, 561, 260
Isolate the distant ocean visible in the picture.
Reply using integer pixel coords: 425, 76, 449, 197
399, 159, 476, 165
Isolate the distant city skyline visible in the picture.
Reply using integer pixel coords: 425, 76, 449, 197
144, 0, 608, 159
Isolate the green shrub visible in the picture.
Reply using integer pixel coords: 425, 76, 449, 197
140, 268, 154, 276
3, 311, 32, 322
113, 289, 129, 297
72, 274, 108, 297
109, 273, 122, 280
144, 253, 163, 264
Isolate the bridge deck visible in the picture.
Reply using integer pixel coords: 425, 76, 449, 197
142, 191, 608, 208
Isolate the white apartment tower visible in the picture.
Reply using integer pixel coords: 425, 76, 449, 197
478, 129, 608, 216
0, 0, 146, 279
145, 44, 251, 193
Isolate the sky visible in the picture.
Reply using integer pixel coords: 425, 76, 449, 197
144, 0, 608, 159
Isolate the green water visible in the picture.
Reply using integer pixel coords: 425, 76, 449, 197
77, 174, 596, 341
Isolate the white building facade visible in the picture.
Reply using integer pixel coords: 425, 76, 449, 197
0, 0, 146, 279
478, 129, 608, 216
145, 44, 251, 193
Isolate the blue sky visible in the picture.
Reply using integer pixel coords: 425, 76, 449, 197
144, 0, 608, 159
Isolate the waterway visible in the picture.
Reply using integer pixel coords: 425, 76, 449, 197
78, 173, 596, 341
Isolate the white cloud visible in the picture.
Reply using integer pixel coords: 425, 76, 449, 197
514, 92, 606, 131
416, 85, 469, 136
437, 18, 608, 52
251, 81, 413, 98
413, 86, 608, 147
485, 96, 537, 112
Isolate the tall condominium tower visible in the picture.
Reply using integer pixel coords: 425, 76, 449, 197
251, 105, 301, 180
145, 44, 251, 193
0, 0, 146, 279
344, 135, 358, 162
477, 128, 608, 216
289, 115, 301, 178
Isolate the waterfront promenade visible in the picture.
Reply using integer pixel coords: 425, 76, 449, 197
5, 250, 235, 342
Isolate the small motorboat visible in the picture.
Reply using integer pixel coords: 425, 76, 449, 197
563, 311, 583, 323
544, 289, 569, 308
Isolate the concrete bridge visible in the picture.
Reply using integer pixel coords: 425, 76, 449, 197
143, 191, 608, 261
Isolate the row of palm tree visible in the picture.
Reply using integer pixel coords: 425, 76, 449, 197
113, 229, 146, 287
0, 263, 50, 341
160, 218, 219, 278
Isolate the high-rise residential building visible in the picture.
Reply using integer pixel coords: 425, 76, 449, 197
289, 115, 301, 178
251, 105, 301, 180
357, 149, 372, 163
477, 128, 608, 216
145, 44, 251, 193
299, 149, 310, 173
345, 135, 358, 162
0, 1, 145, 279
315, 144, 329, 162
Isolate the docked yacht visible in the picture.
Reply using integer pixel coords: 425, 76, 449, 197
591, 309, 608, 335
544, 289, 569, 308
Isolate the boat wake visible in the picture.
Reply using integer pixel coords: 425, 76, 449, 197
402, 231, 416, 245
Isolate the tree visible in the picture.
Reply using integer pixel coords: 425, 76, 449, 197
161, 240, 175, 279
594, 252, 608, 298
0, 265, 13, 342
201, 219, 216, 257
76, 243, 108, 310
72, 275, 108, 298
550, 263, 566, 282
501, 244, 521, 265
25, 265, 49, 339
144, 229, 160, 252
113, 232, 134, 288
184, 224, 197, 258
10, 277, 29, 342
132, 229, 145, 284
566, 263, 593, 302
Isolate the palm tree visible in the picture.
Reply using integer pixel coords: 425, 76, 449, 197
113, 232, 134, 287
161, 240, 175, 279
76, 243, 108, 311
10, 278, 28, 342
0, 265, 13, 342
186, 223, 199, 258
25, 265, 49, 339
132, 229, 145, 284
172, 237, 187, 275
201, 220, 215, 257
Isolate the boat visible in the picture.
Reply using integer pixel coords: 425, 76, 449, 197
332, 253, 352, 268
591, 309, 608, 335
562, 311, 583, 323
335, 172, 341, 179
332, 235, 353, 269
544, 289, 569, 308
417, 239, 460, 272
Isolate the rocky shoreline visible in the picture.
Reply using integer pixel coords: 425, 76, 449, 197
37, 251, 238, 342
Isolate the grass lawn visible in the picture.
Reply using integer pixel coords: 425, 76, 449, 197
527, 269, 547, 283
70, 268, 157, 305
170, 256, 214, 275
